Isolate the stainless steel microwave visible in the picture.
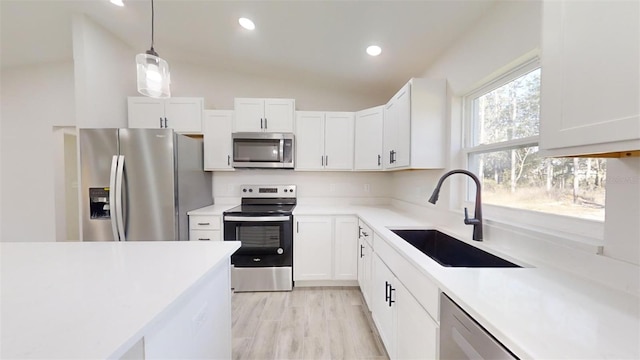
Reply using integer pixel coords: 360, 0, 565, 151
232, 133, 294, 169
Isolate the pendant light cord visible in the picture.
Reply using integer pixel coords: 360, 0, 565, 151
150, 0, 155, 51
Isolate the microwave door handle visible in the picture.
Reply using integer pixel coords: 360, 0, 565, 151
224, 216, 290, 222
280, 139, 285, 162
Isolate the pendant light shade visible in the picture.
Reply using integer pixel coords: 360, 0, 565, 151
136, 0, 170, 98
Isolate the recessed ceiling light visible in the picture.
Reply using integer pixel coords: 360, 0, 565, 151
366, 45, 382, 56
110, 0, 124, 6
239, 17, 255, 30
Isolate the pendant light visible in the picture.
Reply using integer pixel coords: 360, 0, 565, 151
136, 0, 171, 98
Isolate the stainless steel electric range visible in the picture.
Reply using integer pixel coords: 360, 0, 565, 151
223, 184, 296, 292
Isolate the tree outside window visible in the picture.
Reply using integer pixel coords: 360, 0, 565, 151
466, 65, 605, 221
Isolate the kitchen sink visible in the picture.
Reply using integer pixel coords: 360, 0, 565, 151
391, 229, 520, 268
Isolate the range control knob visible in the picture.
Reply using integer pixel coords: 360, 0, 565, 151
242, 188, 247, 193
277, 248, 284, 255
249, 189, 253, 192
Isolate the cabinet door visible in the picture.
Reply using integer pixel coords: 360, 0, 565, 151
394, 84, 411, 168
295, 112, 325, 170
128, 97, 165, 129
324, 112, 355, 170
396, 281, 438, 360
383, 100, 398, 169
234, 98, 265, 132
165, 98, 203, 133
357, 221, 373, 307
372, 254, 397, 358
203, 110, 234, 171
333, 216, 358, 280
540, 1, 640, 155
293, 216, 333, 281
355, 106, 384, 170
264, 99, 295, 133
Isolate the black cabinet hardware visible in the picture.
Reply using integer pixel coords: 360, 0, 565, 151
385, 281, 391, 302
388, 285, 396, 307
360, 244, 364, 258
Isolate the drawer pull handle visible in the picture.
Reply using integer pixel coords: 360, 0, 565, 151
197, 222, 210, 226
198, 238, 210, 241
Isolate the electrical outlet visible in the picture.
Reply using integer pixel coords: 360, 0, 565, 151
364, 184, 370, 193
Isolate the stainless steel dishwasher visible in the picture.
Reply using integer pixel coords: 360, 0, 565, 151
440, 293, 518, 360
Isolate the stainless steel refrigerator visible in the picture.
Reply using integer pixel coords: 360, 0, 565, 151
79, 128, 212, 241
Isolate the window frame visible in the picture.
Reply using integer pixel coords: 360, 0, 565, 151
460, 56, 604, 246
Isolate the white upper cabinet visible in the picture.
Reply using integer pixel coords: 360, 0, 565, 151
540, 0, 640, 156
295, 111, 325, 170
203, 110, 234, 171
383, 78, 446, 170
324, 112, 355, 170
355, 106, 384, 170
295, 111, 354, 171
233, 98, 295, 133
128, 97, 204, 134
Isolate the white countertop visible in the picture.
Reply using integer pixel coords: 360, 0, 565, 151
293, 204, 640, 359
0, 241, 240, 359
187, 204, 235, 216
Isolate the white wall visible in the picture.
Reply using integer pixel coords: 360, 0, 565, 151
389, 0, 640, 272
390, 0, 542, 208
603, 158, 640, 265
212, 170, 391, 205
169, 61, 384, 112
0, 61, 75, 241
72, 14, 136, 128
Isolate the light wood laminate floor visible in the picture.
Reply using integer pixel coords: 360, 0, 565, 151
232, 287, 388, 360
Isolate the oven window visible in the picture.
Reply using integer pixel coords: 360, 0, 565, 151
234, 139, 281, 162
237, 225, 281, 248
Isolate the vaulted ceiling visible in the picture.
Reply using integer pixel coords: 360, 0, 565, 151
1, 0, 495, 95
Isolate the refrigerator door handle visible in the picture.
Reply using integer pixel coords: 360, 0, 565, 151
115, 155, 126, 241
109, 155, 120, 241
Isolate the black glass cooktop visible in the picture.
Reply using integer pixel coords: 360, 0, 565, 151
224, 204, 295, 216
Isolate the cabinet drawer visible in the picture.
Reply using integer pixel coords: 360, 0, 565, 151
189, 230, 221, 241
190, 215, 220, 230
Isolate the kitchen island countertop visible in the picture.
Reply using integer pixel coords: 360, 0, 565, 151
0, 240, 240, 359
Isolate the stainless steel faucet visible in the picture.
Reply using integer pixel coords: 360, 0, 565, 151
428, 169, 483, 241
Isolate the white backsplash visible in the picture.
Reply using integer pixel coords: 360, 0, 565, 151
212, 170, 392, 205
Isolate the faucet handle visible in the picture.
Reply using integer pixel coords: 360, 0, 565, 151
464, 207, 480, 225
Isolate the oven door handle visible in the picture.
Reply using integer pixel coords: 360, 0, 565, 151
224, 216, 291, 222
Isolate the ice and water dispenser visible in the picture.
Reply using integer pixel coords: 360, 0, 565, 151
89, 187, 110, 219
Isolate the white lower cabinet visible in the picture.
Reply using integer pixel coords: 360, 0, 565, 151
333, 216, 358, 280
294, 215, 358, 282
357, 220, 373, 307
294, 216, 333, 280
189, 215, 221, 241
372, 253, 396, 355
372, 253, 438, 359
395, 281, 438, 360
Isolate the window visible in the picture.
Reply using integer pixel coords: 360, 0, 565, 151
465, 60, 606, 221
